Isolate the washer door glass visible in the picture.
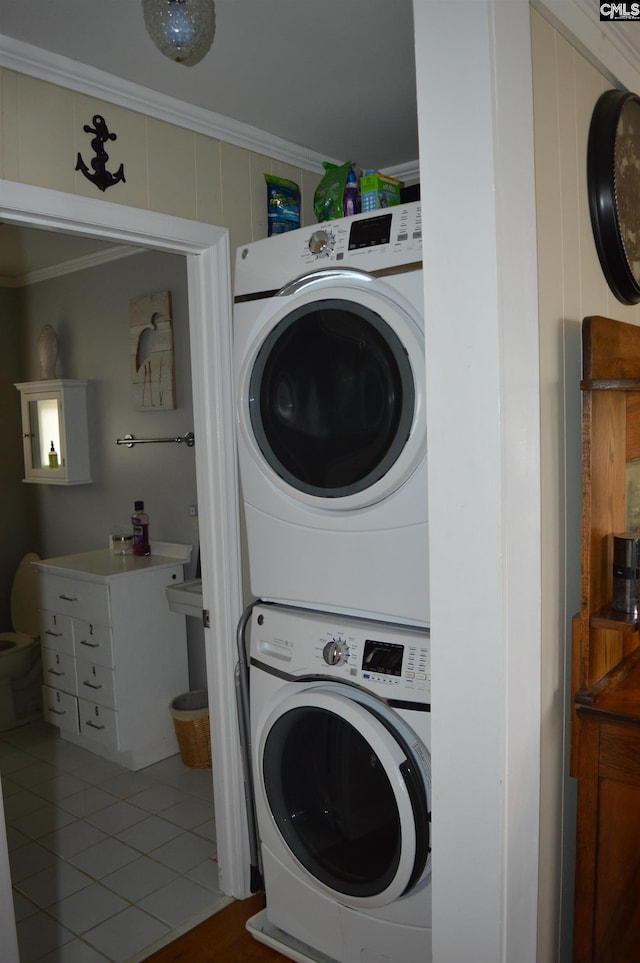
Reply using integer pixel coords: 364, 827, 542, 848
261, 689, 430, 906
249, 299, 415, 498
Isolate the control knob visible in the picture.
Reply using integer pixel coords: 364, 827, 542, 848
323, 636, 349, 666
308, 229, 332, 256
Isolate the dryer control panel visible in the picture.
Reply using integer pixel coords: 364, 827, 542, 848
250, 602, 430, 704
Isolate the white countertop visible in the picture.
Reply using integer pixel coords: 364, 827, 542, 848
34, 546, 190, 581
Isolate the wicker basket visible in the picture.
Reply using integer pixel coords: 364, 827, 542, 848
169, 690, 212, 768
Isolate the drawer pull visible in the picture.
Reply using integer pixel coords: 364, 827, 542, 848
45, 630, 63, 637
58, 594, 78, 602
47, 668, 65, 677
82, 680, 102, 690
49, 707, 66, 716
79, 639, 99, 648
86, 720, 105, 730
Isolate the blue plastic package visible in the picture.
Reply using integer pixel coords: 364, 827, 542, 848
265, 174, 300, 236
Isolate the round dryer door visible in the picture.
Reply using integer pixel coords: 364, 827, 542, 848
240, 269, 426, 509
259, 683, 431, 909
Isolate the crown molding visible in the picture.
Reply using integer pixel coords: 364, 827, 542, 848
0, 244, 140, 289
533, 0, 640, 92
0, 34, 337, 173
0, 33, 419, 187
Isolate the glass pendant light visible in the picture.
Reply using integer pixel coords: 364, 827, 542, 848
142, 0, 215, 67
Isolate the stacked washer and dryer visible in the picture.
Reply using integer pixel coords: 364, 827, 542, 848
233, 201, 431, 963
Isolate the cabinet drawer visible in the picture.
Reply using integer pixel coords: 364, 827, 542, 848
42, 685, 79, 735
78, 699, 118, 750
42, 649, 77, 696
73, 620, 114, 668
75, 659, 116, 710
39, 574, 110, 624
40, 611, 74, 655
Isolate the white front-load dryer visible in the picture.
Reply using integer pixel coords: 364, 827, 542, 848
247, 602, 431, 963
234, 202, 428, 626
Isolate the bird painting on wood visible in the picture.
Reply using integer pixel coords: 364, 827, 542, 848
129, 290, 176, 410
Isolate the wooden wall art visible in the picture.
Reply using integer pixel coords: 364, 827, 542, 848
129, 291, 176, 411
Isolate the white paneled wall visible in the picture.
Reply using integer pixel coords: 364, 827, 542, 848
0, 67, 321, 257
531, 9, 640, 960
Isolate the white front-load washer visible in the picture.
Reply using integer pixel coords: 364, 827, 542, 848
234, 202, 428, 626
246, 602, 431, 963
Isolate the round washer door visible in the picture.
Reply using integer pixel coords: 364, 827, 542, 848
237, 270, 425, 510
258, 683, 431, 909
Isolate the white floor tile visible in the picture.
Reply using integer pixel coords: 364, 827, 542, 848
16, 908, 75, 963
3, 787, 46, 822
150, 831, 217, 873
102, 854, 178, 902
16, 859, 93, 908
9, 759, 57, 788
5, 824, 30, 852
193, 817, 217, 842
48, 880, 128, 935
58, 785, 118, 818
12, 888, 39, 923
139, 874, 223, 928
10, 801, 77, 840
97, 770, 159, 799
85, 798, 148, 835
34, 772, 92, 802
115, 813, 184, 853
83, 904, 170, 962
9, 839, 58, 883
40, 819, 107, 858
3, 723, 225, 963
68, 835, 141, 878
38, 936, 112, 962
128, 783, 192, 813
185, 856, 221, 892
159, 795, 213, 829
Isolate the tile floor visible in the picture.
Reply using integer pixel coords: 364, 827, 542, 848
1, 720, 230, 962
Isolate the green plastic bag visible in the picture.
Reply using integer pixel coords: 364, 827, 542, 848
313, 161, 353, 222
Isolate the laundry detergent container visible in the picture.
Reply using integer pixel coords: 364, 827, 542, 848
170, 690, 211, 768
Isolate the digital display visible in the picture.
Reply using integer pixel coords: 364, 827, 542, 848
362, 639, 404, 676
348, 213, 393, 250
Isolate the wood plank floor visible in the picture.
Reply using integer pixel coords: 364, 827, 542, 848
143, 894, 292, 962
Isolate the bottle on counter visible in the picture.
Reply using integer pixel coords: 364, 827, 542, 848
131, 500, 150, 556
48, 441, 59, 468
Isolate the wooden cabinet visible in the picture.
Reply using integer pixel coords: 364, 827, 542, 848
14, 380, 91, 485
573, 316, 640, 961
36, 549, 189, 770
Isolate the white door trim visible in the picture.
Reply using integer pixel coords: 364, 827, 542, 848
0, 182, 248, 914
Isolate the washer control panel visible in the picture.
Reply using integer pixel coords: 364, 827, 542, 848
234, 201, 422, 298
251, 603, 430, 702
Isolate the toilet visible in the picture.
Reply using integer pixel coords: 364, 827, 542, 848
0, 552, 42, 732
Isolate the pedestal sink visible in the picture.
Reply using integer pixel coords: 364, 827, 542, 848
165, 578, 203, 619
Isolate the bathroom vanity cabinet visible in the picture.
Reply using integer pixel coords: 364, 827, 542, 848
35, 549, 189, 770
14, 380, 91, 485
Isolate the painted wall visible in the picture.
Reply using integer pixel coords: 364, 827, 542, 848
0, 284, 37, 627
531, 10, 640, 960
0, 67, 321, 262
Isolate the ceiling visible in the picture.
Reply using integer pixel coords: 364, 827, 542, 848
0, 0, 418, 171
0, 0, 417, 280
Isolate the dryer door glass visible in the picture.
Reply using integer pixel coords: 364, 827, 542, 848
249, 299, 415, 497
262, 702, 429, 900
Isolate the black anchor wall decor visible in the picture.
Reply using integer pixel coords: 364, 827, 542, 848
76, 114, 126, 193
